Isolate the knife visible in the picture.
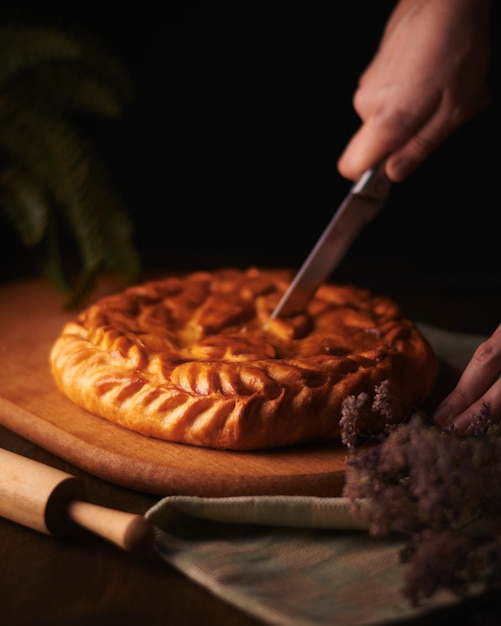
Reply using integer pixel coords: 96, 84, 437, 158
271, 160, 391, 318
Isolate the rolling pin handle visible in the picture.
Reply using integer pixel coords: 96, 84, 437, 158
0, 448, 153, 552
0, 447, 86, 535
68, 500, 154, 552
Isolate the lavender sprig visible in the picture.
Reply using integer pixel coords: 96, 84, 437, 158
340, 381, 501, 605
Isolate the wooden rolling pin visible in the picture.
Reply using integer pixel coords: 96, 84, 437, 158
0, 447, 154, 552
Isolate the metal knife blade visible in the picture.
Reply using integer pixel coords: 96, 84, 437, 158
271, 161, 391, 318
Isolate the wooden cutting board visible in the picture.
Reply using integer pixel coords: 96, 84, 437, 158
0, 277, 348, 497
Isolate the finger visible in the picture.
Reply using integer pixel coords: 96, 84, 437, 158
456, 325, 501, 399
436, 329, 501, 418
442, 376, 501, 436
337, 118, 405, 182
385, 89, 492, 181
337, 96, 438, 182
433, 325, 501, 430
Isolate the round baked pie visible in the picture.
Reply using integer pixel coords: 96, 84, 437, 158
49, 267, 438, 450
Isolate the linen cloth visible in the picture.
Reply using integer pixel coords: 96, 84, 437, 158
146, 324, 485, 626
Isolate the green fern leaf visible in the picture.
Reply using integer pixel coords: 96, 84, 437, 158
86, 159, 141, 283
0, 99, 104, 265
41, 211, 73, 295
0, 100, 109, 305
10, 65, 131, 118
41, 206, 104, 308
0, 26, 82, 85
65, 34, 135, 110
0, 166, 48, 246
0, 24, 134, 111
0, 21, 140, 304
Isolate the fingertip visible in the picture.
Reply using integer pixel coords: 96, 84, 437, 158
385, 156, 414, 182
337, 139, 364, 181
337, 127, 373, 182
432, 404, 451, 427
337, 148, 379, 183
336, 156, 358, 183
432, 404, 475, 437
338, 122, 399, 182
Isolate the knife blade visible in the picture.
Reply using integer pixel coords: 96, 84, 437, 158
271, 160, 391, 318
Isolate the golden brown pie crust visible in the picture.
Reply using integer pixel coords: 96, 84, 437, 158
50, 267, 438, 450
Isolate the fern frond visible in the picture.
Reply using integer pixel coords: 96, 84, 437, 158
41, 210, 73, 295
0, 98, 89, 194
87, 158, 141, 284
9, 65, 131, 118
0, 20, 140, 304
0, 97, 104, 265
0, 24, 134, 115
66, 32, 135, 111
0, 26, 81, 86
0, 166, 48, 246
42, 206, 105, 308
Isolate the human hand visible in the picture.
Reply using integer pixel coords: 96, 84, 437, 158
337, 0, 492, 183
433, 324, 501, 435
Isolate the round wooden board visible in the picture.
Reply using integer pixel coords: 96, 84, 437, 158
0, 277, 347, 497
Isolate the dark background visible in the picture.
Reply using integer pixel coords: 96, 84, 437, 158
1, 1, 499, 295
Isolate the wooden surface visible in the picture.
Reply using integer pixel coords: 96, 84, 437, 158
0, 277, 348, 497
1, 278, 500, 626
0, 425, 266, 626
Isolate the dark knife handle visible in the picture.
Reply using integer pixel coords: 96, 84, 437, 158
352, 160, 392, 200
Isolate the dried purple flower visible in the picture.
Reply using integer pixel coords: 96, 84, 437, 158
339, 392, 369, 448
472, 401, 498, 436
372, 379, 393, 419
342, 387, 501, 605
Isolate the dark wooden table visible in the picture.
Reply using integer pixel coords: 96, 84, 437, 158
1, 267, 501, 626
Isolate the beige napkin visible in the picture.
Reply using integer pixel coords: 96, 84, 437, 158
146, 324, 485, 626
